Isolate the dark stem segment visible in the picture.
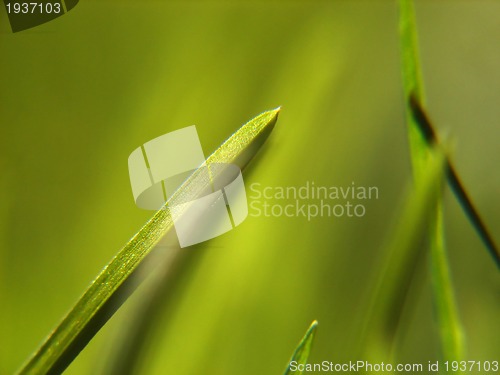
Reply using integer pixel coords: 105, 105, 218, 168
409, 94, 500, 268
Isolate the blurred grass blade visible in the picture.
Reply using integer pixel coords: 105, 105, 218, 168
17, 107, 281, 375
400, 0, 464, 364
399, 0, 426, 174
399, 0, 424, 100
429, 210, 465, 363
362, 148, 446, 359
283, 320, 318, 375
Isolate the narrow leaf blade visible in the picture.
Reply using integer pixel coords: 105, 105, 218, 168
399, 0, 465, 365
18, 108, 280, 375
283, 320, 318, 375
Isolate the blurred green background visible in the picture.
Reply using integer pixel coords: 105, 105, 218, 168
1, 1, 499, 374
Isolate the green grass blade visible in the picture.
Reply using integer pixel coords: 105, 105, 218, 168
429, 209, 465, 363
400, 0, 424, 104
283, 320, 318, 375
400, 0, 427, 176
105, 245, 202, 375
104, 107, 283, 374
362, 148, 446, 359
17, 108, 280, 375
399, 0, 465, 366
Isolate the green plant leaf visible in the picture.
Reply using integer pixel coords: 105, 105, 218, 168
399, 0, 427, 177
361, 147, 447, 359
399, 0, 464, 365
283, 320, 318, 375
17, 107, 281, 375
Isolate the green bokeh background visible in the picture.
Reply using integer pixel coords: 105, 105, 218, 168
1, 1, 499, 374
